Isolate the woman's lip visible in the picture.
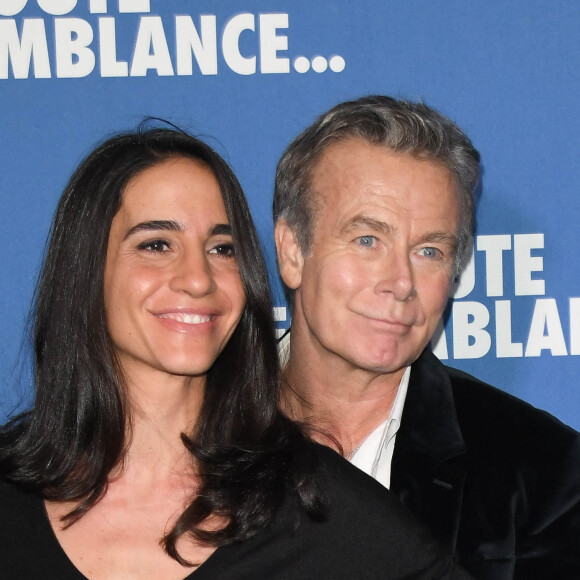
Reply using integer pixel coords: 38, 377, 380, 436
154, 312, 218, 334
157, 312, 214, 325
151, 308, 220, 332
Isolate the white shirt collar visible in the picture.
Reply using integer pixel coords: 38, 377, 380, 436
278, 328, 291, 367
350, 366, 410, 489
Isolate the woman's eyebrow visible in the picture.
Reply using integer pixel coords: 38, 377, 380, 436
123, 221, 232, 240
210, 223, 232, 236
123, 220, 182, 240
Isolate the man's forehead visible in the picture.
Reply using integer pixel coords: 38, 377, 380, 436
308, 139, 460, 207
305, 141, 462, 249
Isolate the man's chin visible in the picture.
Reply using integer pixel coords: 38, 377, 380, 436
348, 352, 410, 376
349, 343, 424, 375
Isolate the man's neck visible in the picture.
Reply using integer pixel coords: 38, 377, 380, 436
281, 331, 406, 455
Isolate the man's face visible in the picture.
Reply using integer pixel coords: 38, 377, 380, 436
277, 138, 462, 377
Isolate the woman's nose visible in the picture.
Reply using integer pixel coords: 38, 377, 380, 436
169, 249, 216, 297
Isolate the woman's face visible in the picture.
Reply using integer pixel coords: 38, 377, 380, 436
104, 157, 246, 384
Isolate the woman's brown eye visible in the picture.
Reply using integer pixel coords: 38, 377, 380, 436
138, 239, 170, 252
209, 243, 235, 257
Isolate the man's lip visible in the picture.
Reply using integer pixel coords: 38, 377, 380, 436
359, 314, 414, 330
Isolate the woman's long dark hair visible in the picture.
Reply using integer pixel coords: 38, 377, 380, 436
0, 126, 324, 563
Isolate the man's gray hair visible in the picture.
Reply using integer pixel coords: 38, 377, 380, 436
273, 95, 481, 276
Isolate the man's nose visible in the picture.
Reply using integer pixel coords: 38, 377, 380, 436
374, 250, 416, 301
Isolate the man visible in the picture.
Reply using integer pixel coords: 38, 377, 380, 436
273, 95, 580, 580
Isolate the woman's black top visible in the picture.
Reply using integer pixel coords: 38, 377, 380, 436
0, 444, 471, 579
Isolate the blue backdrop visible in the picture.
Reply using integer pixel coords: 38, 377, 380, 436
1, 0, 579, 429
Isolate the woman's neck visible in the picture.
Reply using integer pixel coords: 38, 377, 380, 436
122, 369, 205, 476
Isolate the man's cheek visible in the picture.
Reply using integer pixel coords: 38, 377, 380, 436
327, 259, 364, 290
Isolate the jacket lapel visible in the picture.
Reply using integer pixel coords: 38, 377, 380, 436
390, 350, 467, 552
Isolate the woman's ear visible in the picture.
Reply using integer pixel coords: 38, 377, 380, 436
274, 220, 305, 290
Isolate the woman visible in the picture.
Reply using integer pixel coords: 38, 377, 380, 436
0, 127, 467, 579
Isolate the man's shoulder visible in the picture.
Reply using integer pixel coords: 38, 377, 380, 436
440, 361, 580, 456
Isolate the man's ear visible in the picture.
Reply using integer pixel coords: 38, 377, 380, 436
274, 220, 304, 290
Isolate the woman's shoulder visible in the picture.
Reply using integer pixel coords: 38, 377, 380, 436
0, 477, 38, 518
310, 442, 467, 577
0, 478, 47, 545
0, 478, 86, 579
0, 478, 45, 563
312, 441, 417, 514
194, 441, 466, 579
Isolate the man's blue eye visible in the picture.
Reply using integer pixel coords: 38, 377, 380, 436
421, 247, 438, 258
358, 236, 376, 247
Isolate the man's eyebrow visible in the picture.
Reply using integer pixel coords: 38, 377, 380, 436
341, 216, 458, 248
418, 232, 459, 249
341, 215, 393, 235
124, 220, 183, 240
